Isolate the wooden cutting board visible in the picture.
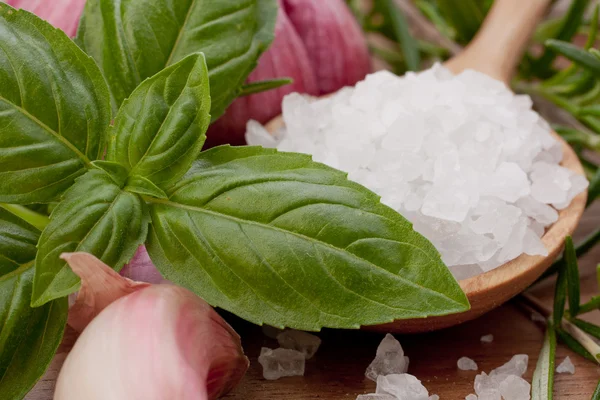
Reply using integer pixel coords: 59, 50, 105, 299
26, 204, 600, 400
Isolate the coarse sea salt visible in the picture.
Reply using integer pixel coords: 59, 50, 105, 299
366, 334, 410, 381
556, 356, 575, 374
247, 65, 589, 278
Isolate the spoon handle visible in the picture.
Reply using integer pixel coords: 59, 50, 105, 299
445, 0, 551, 84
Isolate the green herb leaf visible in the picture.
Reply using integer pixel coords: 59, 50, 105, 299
564, 236, 581, 316
0, 209, 67, 400
32, 169, 149, 306
125, 176, 168, 200
107, 54, 211, 189
77, 0, 276, 120
546, 40, 600, 77
534, 0, 592, 77
239, 78, 294, 97
570, 318, 600, 339
593, 379, 600, 400
531, 326, 556, 400
0, 206, 38, 277
435, 0, 484, 43
146, 146, 469, 330
556, 328, 596, 362
554, 258, 568, 327
378, 0, 420, 71
0, 5, 111, 204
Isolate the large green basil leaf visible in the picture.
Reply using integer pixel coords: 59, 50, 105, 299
0, 266, 67, 400
0, 5, 111, 204
107, 54, 211, 188
77, 0, 276, 120
32, 169, 149, 306
0, 209, 67, 400
146, 146, 469, 330
0, 208, 39, 276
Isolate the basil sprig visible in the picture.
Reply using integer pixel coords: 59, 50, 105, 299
0, 3, 468, 397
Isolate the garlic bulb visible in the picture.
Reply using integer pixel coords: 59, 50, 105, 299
206, 0, 371, 146
55, 253, 249, 400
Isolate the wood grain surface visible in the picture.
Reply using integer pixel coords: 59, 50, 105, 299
26, 204, 600, 399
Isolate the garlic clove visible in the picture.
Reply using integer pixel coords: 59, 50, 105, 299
205, 0, 318, 147
120, 245, 168, 285
3, 0, 85, 37
56, 253, 249, 400
61, 252, 150, 332
282, 0, 371, 95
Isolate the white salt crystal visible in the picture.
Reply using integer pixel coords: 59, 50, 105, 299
466, 395, 478, 400
480, 334, 494, 343
458, 357, 479, 371
490, 354, 528, 378
246, 64, 589, 277
276, 330, 322, 359
498, 375, 531, 400
376, 374, 430, 400
429, 395, 440, 400
258, 347, 305, 380
556, 356, 575, 374
366, 334, 410, 381
474, 373, 501, 400
356, 395, 396, 400
246, 120, 278, 148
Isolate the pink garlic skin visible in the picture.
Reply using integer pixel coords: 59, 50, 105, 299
205, 1, 318, 147
283, 0, 371, 95
120, 246, 168, 285
56, 253, 249, 400
206, 0, 370, 146
4, 0, 85, 37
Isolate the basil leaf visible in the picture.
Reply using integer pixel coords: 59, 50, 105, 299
0, 208, 39, 276
0, 5, 111, 204
146, 146, 468, 330
77, 0, 276, 120
0, 209, 67, 400
0, 266, 68, 400
107, 54, 211, 188
32, 170, 149, 306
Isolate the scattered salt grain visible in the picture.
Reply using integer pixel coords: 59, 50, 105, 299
248, 64, 589, 278
472, 355, 530, 400
356, 395, 396, 400
258, 347, 305, 380
466, 395, 478, 400
458, 357, 478, 371
556, 356, 575, 374
490, 354, 528, 378
366, 334, 410, 381
429, 395, 440, 400
276, 330, 322, 359
376, 374, 430, 400
480, 334, 494, 343
498, 375, 531, 400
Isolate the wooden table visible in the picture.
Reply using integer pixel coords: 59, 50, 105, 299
26, 205, 600, 399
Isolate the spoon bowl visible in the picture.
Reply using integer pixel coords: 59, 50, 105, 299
262, 0, 588, 332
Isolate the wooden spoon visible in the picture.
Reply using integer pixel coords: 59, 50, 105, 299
265, 0, 587, 333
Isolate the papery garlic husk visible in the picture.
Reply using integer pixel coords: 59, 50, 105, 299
282, 0, 371, 95
205, 0, 318, 147
3, 0, 85, 37
55, 253, 249, 400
